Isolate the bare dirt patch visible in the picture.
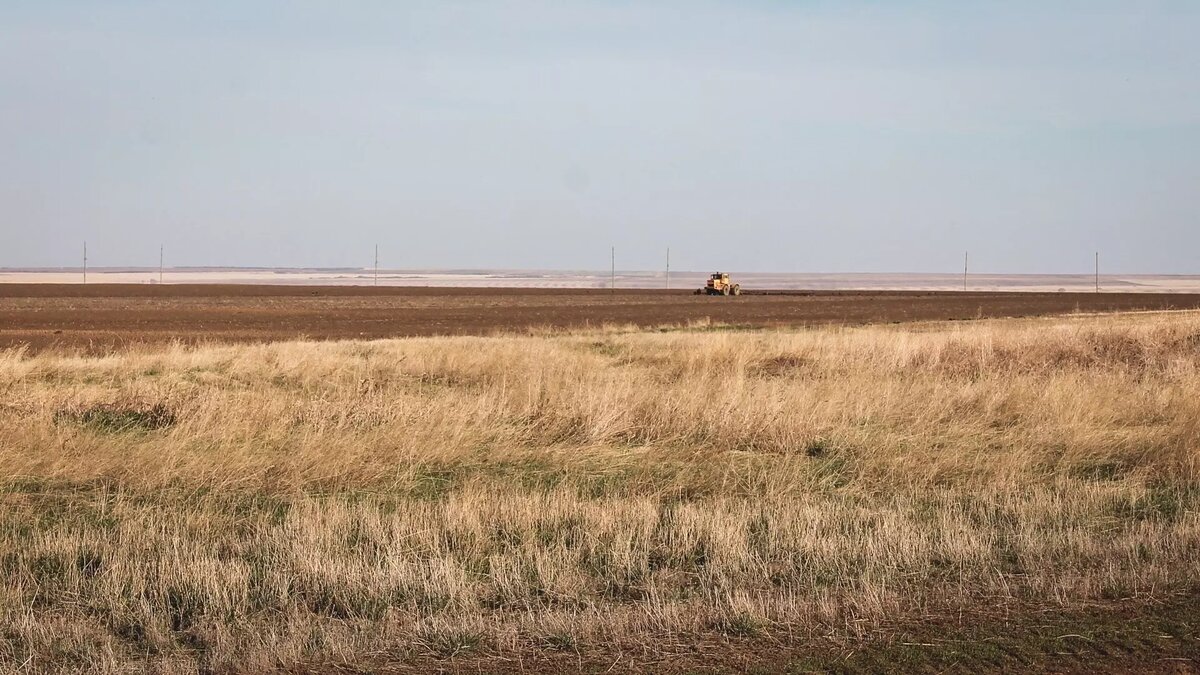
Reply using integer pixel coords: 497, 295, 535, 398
4, 284, 1200, 353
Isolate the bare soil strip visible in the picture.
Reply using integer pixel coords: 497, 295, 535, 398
4, 284, 1200, 352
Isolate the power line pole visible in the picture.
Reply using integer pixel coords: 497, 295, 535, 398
665, 247, 670, 290
963, 251, 968, 291
1095, 251, 1099, 293
610, 246, 615, 294
374, 244, 379, 287
83, 241, 87, 285
159, 244, 164, 284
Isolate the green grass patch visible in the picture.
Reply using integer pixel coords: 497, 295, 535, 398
54, 403, 176, 433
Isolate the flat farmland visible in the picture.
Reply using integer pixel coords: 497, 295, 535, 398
5, 284, 1200, 352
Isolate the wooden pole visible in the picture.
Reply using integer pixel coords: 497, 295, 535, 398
159, 244, 163, 284
963, 251, 968, 291
666, 247, 670, 290
1095, 251, 1099, 293
610, 246, 615, 294
83, 241, 87, 285
374, 244, 379, 287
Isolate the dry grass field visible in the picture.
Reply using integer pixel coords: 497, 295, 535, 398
2, 312, 1200, 672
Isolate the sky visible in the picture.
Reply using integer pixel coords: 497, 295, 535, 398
1, 1, 1197, 273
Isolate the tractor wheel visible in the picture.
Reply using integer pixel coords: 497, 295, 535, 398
721, 286, 730, 296
731, 285, 741, 296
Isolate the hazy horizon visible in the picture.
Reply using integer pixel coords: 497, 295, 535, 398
6, 264, 1198, 277
2, 2, 1197, 274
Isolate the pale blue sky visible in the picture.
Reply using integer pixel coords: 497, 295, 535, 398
1, 1, 1197, 273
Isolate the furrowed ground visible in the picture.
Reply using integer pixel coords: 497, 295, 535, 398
1, 312, 1199, 672
5, 284, 1200, 353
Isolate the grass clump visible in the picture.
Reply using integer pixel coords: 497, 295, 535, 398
53, 402, 175, 433
712, 613, 763, 638
538, 632, 578, 652
416, 627, 486, 658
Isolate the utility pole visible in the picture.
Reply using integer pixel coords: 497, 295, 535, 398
83, 241, 87, 285
374, 244, 379, 287
963, 251, 968, 291
665, 247, 670, 290
610, 246, 615, 294
1095, 251, 1100, 293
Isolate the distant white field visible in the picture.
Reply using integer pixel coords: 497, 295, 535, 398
2, 268, 1200, 292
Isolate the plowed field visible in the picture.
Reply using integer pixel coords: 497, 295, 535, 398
4, 284, 1200, 352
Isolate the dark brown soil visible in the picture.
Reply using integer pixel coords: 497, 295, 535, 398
3, 284, 1200, 353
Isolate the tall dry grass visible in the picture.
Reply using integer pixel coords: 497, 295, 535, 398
1, 312, 1199, 671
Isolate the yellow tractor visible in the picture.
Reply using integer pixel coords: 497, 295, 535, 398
697, 272, 741, 296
